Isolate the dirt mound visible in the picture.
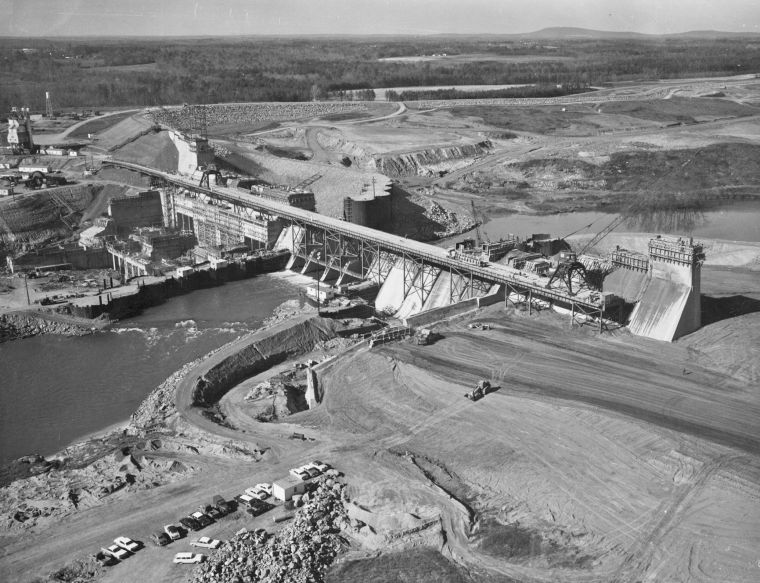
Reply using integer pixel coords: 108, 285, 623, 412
680, 311, 760, 385
373, 141, 492, 178
112, 130, 178, 171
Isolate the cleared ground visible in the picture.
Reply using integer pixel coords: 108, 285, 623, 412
2, 76, 759, 583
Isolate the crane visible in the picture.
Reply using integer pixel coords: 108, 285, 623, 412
577, 215, 627, 256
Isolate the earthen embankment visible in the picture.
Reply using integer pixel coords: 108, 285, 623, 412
192, 316, 338, 406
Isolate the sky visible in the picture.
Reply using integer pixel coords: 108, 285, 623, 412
1, 0, 759, 37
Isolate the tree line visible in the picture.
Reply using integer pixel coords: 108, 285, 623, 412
1, 36, 759, 113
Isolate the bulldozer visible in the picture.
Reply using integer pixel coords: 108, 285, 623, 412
464, 379, 491, 401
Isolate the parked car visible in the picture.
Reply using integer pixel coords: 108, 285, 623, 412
151, 532, 171, 546
212, 495, 233, 515
101, 544, 129, 561
244, 487, 268, 500
191, 511, 213, 528
114, 536, 140, 553
93, 551, 117, 566
289, 467, 309, 481
304, 467, 321, 479
173, 552, 205, 564
235, 493, 256, 507
190, 536, 222, 549
164, 524, 182, 540
246, 499, 274, 517
253, 483, 272, 496
311, 460, 331, 473
200, 503, 224, 520
179, 516, 201, 532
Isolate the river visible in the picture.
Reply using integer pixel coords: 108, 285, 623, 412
0, 273, 306, 465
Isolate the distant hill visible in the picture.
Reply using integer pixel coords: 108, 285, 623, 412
517, 27, 760, 40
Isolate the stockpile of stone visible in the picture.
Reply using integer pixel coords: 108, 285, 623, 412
191, 476, 348, 583
426, 201, 475, 238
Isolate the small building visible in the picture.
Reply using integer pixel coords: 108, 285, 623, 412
272, 475, 307, 502
306, 283, 335, 305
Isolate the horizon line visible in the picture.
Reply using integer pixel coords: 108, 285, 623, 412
2, 27, 760, 40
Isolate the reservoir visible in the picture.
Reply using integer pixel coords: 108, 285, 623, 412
0, 273, 304, 465
449, 201, 760, 245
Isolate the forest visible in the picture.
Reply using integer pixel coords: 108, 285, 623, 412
1, 35, 759, 113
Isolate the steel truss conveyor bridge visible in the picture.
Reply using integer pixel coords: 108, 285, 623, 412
104, 160, 618, 331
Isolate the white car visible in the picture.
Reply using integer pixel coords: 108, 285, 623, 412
190, 536, 222, 549
310, 460, 331, 473
173, 552, 205, 564
236, 493, 256, 506
254, 483, 272, 496
102, 544, 129, 561
164, 524, 182, 540
244, 487, 268, 500
113, 536, 140, 552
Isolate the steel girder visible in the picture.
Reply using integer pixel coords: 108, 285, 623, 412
402, 253, 440, 306
449, 266, 492, 303
569, 302, 606, 332
363, 242, 397, 284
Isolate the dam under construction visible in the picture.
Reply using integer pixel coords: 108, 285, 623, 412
102, 153, 705, 343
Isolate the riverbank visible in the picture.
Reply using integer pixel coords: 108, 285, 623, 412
0, 310, 107, 343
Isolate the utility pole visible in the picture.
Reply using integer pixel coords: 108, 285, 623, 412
24, 273, 30, 305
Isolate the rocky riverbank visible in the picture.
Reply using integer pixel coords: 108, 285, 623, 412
0, 310, 102, 343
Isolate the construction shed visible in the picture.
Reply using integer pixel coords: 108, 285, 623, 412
272, 475, 307, 502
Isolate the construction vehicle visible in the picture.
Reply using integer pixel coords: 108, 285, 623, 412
464, 379, 491, 401
415, 328, 440, 345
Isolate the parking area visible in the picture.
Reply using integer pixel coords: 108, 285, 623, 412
94, 460, 336, 582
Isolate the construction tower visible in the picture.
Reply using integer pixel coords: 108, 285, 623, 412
45, 91, 54, 118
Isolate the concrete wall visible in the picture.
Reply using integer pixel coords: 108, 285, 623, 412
9, 245, 110, 272
171, 191, 283, 249
404, 297, 479, 327
109, 190, 163, 236
168, 130, 213, 175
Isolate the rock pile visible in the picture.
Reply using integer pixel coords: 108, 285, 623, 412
152, 102, 370, 132
426, 201, 475, 238
191, 476, 348, 583
0, 312, 93, 343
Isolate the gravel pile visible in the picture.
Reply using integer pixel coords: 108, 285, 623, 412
426, 200, 475, 238
192, 476, 348, 583
152, 102, 370, 131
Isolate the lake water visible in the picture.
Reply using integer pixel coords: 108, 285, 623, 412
0, 273, 306, 464
448, 201, 760, 245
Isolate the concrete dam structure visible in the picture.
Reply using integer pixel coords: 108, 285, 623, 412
105, 160, 705, 342
604, 236, 704, 341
